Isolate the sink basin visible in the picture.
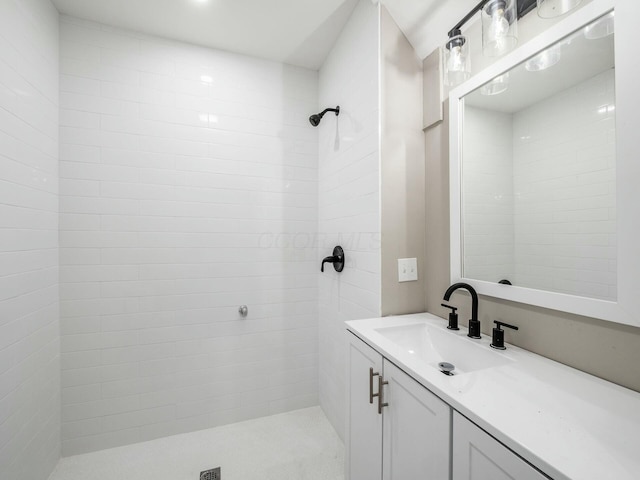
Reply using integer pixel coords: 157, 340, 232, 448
374, 323, 513, 375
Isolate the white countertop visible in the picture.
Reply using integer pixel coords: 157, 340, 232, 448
346, 313, 640, 480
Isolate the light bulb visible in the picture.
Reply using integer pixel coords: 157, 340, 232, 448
448, 46, 464, 72
482, 1, 517, 57
444, 33, 469, 87
488, 9, 510, 41
487, 8, 510, 54
446, 46, 469, 86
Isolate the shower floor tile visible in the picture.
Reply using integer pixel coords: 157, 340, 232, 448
49, 407, 344, 480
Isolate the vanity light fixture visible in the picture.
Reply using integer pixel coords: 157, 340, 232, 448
525, 43, 561, 71
444, 29, 471, 87
584, 11, 614, 40
443, 0, 586, 87
482, 0, 518, 57
480, 72, 510, 95
537, 0, 583, 19
443, 0, 536, 87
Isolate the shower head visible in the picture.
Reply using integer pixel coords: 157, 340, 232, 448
309, 106, 340, 127
309, 113, 322, 127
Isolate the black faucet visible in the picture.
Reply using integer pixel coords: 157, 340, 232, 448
443, 283, 481, 339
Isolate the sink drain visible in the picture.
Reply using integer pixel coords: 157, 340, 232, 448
438, 362, 455, 376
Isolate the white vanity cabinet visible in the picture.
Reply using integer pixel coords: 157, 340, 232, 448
452, 413, 549, 480
346, 333, 383, 480
347, 314, 640, 480
346, 334, 451, 480
382, 360, 451, 480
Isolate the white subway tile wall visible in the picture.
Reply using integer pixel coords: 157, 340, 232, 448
318, 0, 381, 440
463, 107, 515, 282
463, 69, 616, 299
58, 15, 320, 455
513, 69, 616, 300
0, 0, 61, 478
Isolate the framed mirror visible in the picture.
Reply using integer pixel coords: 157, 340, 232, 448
449, 0, 640, 327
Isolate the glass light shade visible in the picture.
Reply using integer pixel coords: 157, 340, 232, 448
584, 12, 614, 40
482, 0, 518, 57
537, 0, 583, 19
480, 73, 510, 96
525, 44, 562, 71
444, 34, 471, 87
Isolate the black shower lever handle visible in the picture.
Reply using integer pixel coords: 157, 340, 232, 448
321, 255, 339, 272
321, 246, 345, 273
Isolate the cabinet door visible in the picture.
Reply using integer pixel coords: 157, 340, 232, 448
452, 412, 549, 480
382, 360, 451, 480
346, 334, 383, 480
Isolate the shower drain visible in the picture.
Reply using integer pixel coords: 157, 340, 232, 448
200, 467, 221, 480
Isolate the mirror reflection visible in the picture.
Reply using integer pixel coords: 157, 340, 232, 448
461, 12, 616, 301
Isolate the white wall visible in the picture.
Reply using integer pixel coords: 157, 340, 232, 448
380, 5, 426, 316
0, 0, 61, 478
513, 69, 616, 299
318, 0, 381, 440
58, 16, 319, 455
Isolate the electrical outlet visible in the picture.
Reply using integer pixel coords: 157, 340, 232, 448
200, 467, 221, 480
398, 258, 418, 282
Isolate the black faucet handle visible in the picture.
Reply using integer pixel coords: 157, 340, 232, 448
494, 320, 518, 331
441, 303, 459, 330
441, 303, 457, 312
491, 320, 519, 350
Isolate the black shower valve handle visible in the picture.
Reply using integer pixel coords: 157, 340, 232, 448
321, 246, 345, 273
321, 256, 338, 272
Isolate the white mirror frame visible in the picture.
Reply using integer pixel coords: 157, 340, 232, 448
449, 0, 640, 327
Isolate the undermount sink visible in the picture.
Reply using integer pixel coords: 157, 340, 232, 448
374, 323, 513, 375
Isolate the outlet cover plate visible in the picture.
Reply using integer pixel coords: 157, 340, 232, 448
398, 258, 418, 282
200, 467, 220, 480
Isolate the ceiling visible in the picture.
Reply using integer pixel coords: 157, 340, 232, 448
51, 0, 360, 70
381, 0, 479, 59
51, 0, 482, 69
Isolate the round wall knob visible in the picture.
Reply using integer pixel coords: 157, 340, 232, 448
238, 305, 248, 317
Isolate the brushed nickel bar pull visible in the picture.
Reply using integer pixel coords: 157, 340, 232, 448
378, 375, 389, 414
369, 368, 380, 404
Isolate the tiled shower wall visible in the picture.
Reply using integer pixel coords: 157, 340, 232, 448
513, 69, 616, 299
463, 70, 615, 299
318, 0, 381, 440
463, 107, 514, 283
58, 16, 319, 455
0, 0, 61, 478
